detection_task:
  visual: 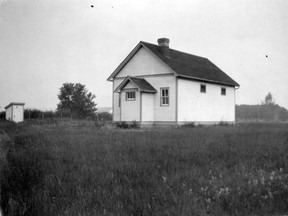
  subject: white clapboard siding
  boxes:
[177,78,235,122]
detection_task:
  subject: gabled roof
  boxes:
[108,41,239,87]
[114,76,157,93]
[141,42,239,87]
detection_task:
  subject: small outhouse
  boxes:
[5,102,25,123]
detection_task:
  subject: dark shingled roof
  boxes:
[129,77,157,92]
[115,76,157,93]
[141,41,239,87]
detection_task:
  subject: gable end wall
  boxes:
[116,47,174,77]
[112,46,176,122]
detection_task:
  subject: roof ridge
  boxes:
[109,40,239,87]
[140,41,208,60]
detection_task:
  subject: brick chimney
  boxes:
[157,38,170,58]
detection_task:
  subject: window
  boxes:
[221,87,226,96]
[160,88,169,106]
[126,91,136,101]
[200,84,206,93]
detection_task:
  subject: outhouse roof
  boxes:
[5,102,25,109]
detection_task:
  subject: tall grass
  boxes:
[0,122,288,215]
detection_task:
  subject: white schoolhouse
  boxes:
[107,38,239,125]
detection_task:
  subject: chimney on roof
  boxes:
[157,38,170,58]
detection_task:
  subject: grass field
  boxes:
[1,120,288,215]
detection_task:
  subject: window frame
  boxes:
[221,87,226,96]
[200,84,206,93]
[160,87,169,106]
[126,91,136,101]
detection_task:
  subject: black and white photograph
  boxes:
[0,0,288,215]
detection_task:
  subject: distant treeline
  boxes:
[236,104,288,121]
[0,109,112,121]
[1,105,287,122]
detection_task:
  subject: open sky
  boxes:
[0,0,287,111]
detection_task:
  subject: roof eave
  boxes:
[114,77,136,92]
[141,90,157,93]
[5,102,25,109]
[114,76,158,93]
[107,41,178,81]
[107,42,143,81]
[140,42,178,76]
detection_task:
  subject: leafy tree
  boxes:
[278,107,288,121]
[97,112,112,121]
[235,92,288,122]
[0,111,5,119]
[263,92,274,105]
[57,83,97,119]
